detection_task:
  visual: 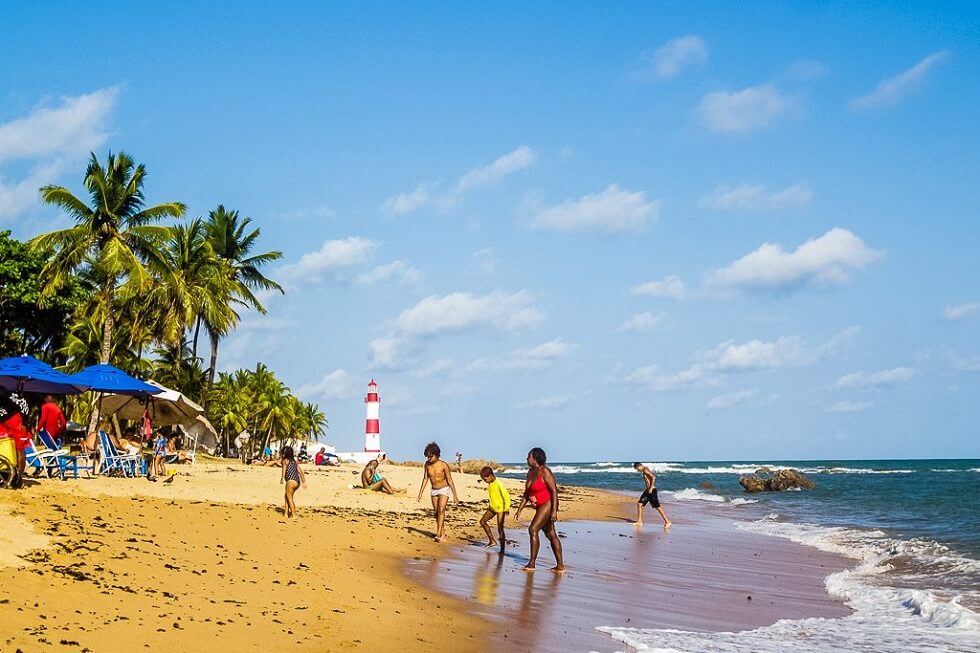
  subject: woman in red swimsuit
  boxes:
[515,447,564,573]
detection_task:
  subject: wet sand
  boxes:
[407,498,853,652]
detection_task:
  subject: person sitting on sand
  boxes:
[632,462,671,529]
[280,445,305,518]
[165,435,189,464]
[514,447,564,573]
[361,460,401,494]
[479,466,510,553]
[416,442,458,542]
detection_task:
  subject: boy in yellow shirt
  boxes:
[479,466,511,552]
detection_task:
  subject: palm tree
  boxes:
[147,218,237,350]
[300,401,328,441]
[30,151,186,365]
[203,206,283,395]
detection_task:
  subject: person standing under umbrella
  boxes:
[37,394,67,444]
[0,390,31,487]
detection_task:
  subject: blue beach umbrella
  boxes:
[66,364,163,396]
[0,355,91,395]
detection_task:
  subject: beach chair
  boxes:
[24,440,72,480]
[97,431,141,477]
[37,430,91,479]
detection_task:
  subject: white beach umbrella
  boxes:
[100,380,204,426]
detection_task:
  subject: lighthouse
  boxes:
[364,379,381,453]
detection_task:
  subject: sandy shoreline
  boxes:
[0,462,853,652]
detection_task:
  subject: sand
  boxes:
[0,462,852,652]
[0,461,617,652]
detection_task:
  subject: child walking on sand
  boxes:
[280,445,306,518]
[633,462,671,528]
[479,466,510,553]
[416,442,458,542]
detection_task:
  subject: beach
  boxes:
[0,460,859,652]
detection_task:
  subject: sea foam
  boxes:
[598,514,980,652]
[670,487,758,506]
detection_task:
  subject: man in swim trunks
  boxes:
[416,442,458,542]
[633,462,671,528]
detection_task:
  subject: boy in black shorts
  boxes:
[633,462,671,529]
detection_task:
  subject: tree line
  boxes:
[1,151,326,454]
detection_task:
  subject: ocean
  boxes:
[498,459,980,652]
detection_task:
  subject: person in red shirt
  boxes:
[0,390,30,487]
[37,394,67,442]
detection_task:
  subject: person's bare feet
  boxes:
[551,566,565,575]
[664,521,672,530]
[485,540,497,548]
[634,520,643,526]
[522,564,536,572]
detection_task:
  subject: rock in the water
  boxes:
[739,475,767,492]
[755,466,773,475]
[739,468,815,492]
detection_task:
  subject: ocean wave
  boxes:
[599,516,980,652]
[500,462,976,476]
[670,487,758,506]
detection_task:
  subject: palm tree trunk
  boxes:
[204,330,219,410]
[88,280,115,437]
[100,280,115,364]
[192,317,202,360]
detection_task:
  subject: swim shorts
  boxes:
[431,486,452,498]
[638,488,660,508]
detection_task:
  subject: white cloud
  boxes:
[618,311,666,333]
[707,227,883,292]
[706,389,757,410]
[356,260,424,286]
[944,302,980,321]
[630,275,685,299]
[0,86,120,164]
[951,354,980,373]
[468,338,575,373]
[700,336,809,371]
[828,400,872,413]
[0,87,120,221]
[456,146,536,192]
[625,328,856,393]
[369,336,413,370]
[699,183,813,211]
[296,369,352,401]
[652,35,708,79]
[383,146,535,215]
[851,51,948,110]
[698,84,792,133]
[529,184,661,233]
[625,364,717,392]
[396,290,543,336]
[837,367,913,388]
[279,237,377,281]
[0,160,64,221]
[521,395,570,410]
[471,247,498,275]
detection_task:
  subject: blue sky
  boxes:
[2,2,978,461]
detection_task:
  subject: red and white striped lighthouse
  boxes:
[363,379,381,453]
